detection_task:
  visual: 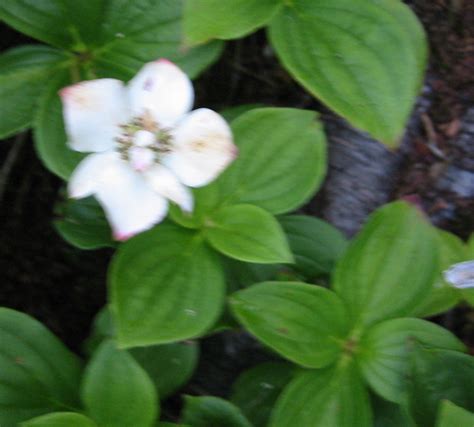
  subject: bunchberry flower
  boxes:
[60,59,237,240]
[443,260,474,289]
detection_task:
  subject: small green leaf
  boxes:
[130,342,199,399]
[412,230,465,317]
[271,363,372,427]
[436,401,474,427]
[230,282,350,368]
[357,318,465,403]
[230,362,294,427]
[406,345,474,427]
[182,396,252,427]
[333,201,438,327]
[184,0,282,44]
[279,215,348,279]
[53,196,114,250]
[92,0,223,80]
[0,1,104,49]
[34,71,85,179]
[22,413,97,427]
[110,224,225,347]
[269,0,427,145]
[217,108,327,214]
[206,204,293,264]
[0,308,82,426]
[0,45,69,139]
[81,340,157,427]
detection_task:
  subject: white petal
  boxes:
[127,59,194,128]
[60,79,129,153]
[86,155,168,240]
[129,146,155,172]
[144,166,193,212]
[165,108,237,187]
[68,151,118,199]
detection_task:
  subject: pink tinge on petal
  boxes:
[129,146,155,172]
[113,230,137,241]
[155,58,174,65]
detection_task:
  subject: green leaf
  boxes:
[230,362,294,427]
[279,215,348,279]
[406,346,474,427]
[34,71,85,179]
[130,342,199,399]
[53,196,114,250]
[372,396,416,427]
[217,108,327,214]
[230,282,350,368]
[333,201,438,327]
[184,0,282,44]
[0,45,69,139]
[436,401,474,427]
[224,257,282,291]
[268,0,428,145]
[0,308,82,426]
[22,412,97,427]
[81,340,157,427]
[0,1,104,50]
[271,363,372,427]
[182,396,252,427]
[206,204,293,264]
[357,318,465,403]
[110,224,225,347]
[92,0,223,80]
[412,230,465,317]
[220,104,265,123]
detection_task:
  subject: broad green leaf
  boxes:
[53,196,114,250]
[406,346,474,427]
[333,201,438,327]
[92,0,223,80]
[206,204,293,264]
[271,363,372,427]
[412,230,464,317]
[182,396,252,427]
[224,257,283,291]
[268,0,428,145]
[357,318,465,403]
[81,340,157,427]
[184,0,282,44]
[279,215,348,279]
[34,71,85,179]
[83,307,198,398]
[230,282,350,368]
[217,108,326,214]
[110,224,225,347]
[0,1,104,49]
[0,308,82,426]
[372,396,416,427]
[220,104,265,123]
[230,362,294,427]
[0,45,70,138]
[130,342,199,399]
[22,412,97,427]
[436,401,474,427]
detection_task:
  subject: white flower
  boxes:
[443,260,474,289]
[60,59,237,240]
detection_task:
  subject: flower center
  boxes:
[116,114,173,172]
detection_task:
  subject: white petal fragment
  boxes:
[443,260,474,289]
[87,156,168,240]
[145,166,193,213]
[60,79,129,153]
[68,151,119,199]
[166,108,237,187]
[127,59,194,128]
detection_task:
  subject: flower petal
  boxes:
[60,79,129,153]
[165,108,237,187]
[127,59,194,128]
[74,153,169,239]
[144,166,193,213]
[68,151,119,199]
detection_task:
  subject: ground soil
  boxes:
[0,0,473,415]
